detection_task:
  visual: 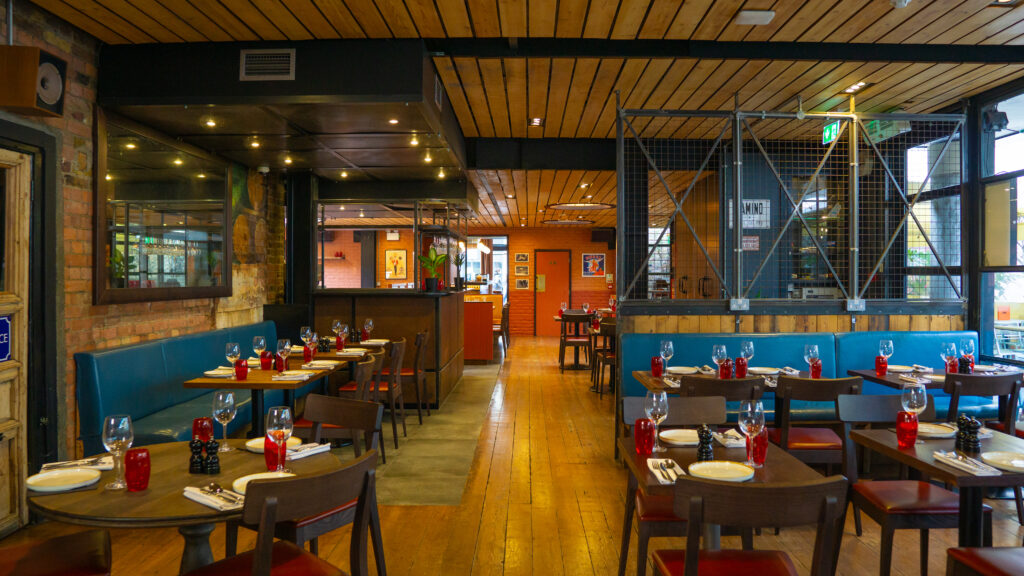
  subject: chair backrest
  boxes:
[944,372,1022,433]
[342,356,375,400]
[386,338,407,386]
[676,375,763,401]
[672,474,848,576]
[303,394,384,453]
[599,321,616,337]
[244,451,377,576]
[837,393,937,483]
[412,332,428,375]
[501,303,510,330]
[368,351,386,392]
[622,396,727,427]
[775,375,861,448]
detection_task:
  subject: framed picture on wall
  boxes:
[514,253,529,263]
[514,265,529,276]
[384,249,407,280]
[582,253,606,277]
[515,278,530,290]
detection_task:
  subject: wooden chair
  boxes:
[675,375,764,402]
[837,394,992,576]
[0,529,111,576]
[376,338,408,449]
[945,372,1024,524]
[594,321,617,399]
[651,474,848,576]
[770,375,861,472]
[493,303,509,352]
[558,312,592,372]
[381,332,430,424]
[619,396,726,576]
[233,395,386,575]
[947,547,1024,576]
[335,357,387,463]
[187,452,379,576]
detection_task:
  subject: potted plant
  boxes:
[109,249,136,288]
[418,245,448,292]
[452,250,466,291]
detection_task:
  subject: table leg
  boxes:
[618,474,637,576]
[283,389,294,411]
[958,486,985,547]
[178,523,215,574]
[248,390,265,438]
[703,524,721,550]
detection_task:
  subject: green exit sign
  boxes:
[822,121,840,145]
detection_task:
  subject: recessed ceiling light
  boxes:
[438,168,446,179]
[580,183,589,189]
[585,194,593,199]
[173,158,183,166]
[990,0,1017,5]
[204,119,217,128]
[410,135,419,146]
[284,157,293,165]
[546,201,616,210]
[105,174,111,181]
[359,210,365,217]
[124,143,136,150]
[735,9,775,25]
[424,153,433,163]
[506,193,515,199]
[341,171,348,178]
[388,118,399,125]
[250,140,260,148]
[538,208,544,212]
[197,173,206,179]
[530,117,544,127]
[520,223,525,227]
[843,81,869,94]
[339,206,345,211]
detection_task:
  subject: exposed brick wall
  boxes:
[322,230,361,288]
[470,227,616,335]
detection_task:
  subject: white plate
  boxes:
[659,429,699,446]
[925,374,945,382]
[665,366,698,375]
[245,436,302,453]
[917,423,957,438]
[887,365,915,373]
[748,367,780,375]
[981,451,1024,473]
[26,468,101,492]
[974,364,998,372]
[687,461,755,482]
[203,368,234,378]
[362,339,389,347]
[232,471,296,495]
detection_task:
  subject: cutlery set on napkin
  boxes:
[780,367,801,376]
[271,370,316,381]
[41,455,114,471]
[183,486,244,511]
[713,429,747,448]
[933,450,1002,476]
[287,443,332,460]
[302,360,340,370]
[698,365,716,375]
[647,458,685,484]
[899,374,932,385]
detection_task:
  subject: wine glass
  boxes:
[277,338,291,364]
[737,401,766,465]
[712,344,728,366]
[645,391,669,453]
[560,301,567,313]
[213,391,236,452]
[331,319,343,337]
[225,342,240,367]
[901,383,928,415]
[582,302,590,314]
[299,326,312,346]
[740,340,755,361]
[879,339,894,360]
[804,344,820,368]
[309,332,318,349]
[266,406,294,473]
[960,339,975,358]
[252,336,266,358]
[364,318,375,336]
[609,296,615,308]
[660,340,674,368]
[102,415,133,490]
[941,342,957,364]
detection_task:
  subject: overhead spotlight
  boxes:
[530,117,544,127]
[124,142,136,150]
[424,152,433,163]
[388,118,399,125]
[890,0,911,7]
[341,171,349,178]
[410,135,419,146]
[476,241,491,254]
[843,81,869,94]
[585,194,593,199]
[735,9,775,25]
[105,174,111,181]
[437,168,446,179]
[506,193,515,199]
[359,210,365,218]
[284,157,293,165]
[538,208,544,212]
[339,206,345,211]
[249,139,261,148]
[520,223,525,227]
[173,158,183,166]
[197,173,206,179]
[204,118,217,128]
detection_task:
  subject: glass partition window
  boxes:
[316,202,416,290]
[982,92,1024,177]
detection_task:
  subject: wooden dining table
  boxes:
[850,428,1024,547]
[615,433,824,576]
[28,441,344,574]
[848,367,1022,390]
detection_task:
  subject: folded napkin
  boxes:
[203,367,235,378]
[362,339,389,347]
[41,455,114,471]
[287,443,332,461]
[698,365,716,375]
[781,367,800,375]
[290,345,305,352]
[272,373,312,381]
[713,429,747,448]
[302,361,339,370]
[246,357,261,368]
[183,486,244,511]
[647,458,685,485]
[899,374,931,385]
[912,364,934,373]
[661,377,681,388]
[933,450,1002,476]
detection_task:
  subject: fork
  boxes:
[45,456,105,470]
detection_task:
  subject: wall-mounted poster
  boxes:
[583,253,606,277]
[514,265,529,276]
[515,278,530,290]
[384,249,407,280]
[514,253,529,263]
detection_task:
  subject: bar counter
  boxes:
[312,290,465,408]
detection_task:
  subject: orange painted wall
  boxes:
[376,229,415,288]
[470,227,616,335]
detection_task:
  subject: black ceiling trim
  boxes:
[467,138,616,170]
[427,38,1024,64]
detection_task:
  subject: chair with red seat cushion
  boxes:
[945,372,1024,525]
[559,312,592,372]
[379,332,429,424]
[594,321,617,399]
[651,474,847,576]
[231,395,386,570]
[315,357,386,463]
[189,451,380,576]
[772,375,861,471]
[376,338,408,449]
[0,529,111,576]
[947,546,1024,576]
[838,394,993,576]
[619,396,727,576]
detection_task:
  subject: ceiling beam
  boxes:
[427,39,1024,64]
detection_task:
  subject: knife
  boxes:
[659,461,677,482]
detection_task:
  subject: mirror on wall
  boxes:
[94,109,232,303]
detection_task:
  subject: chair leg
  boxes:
[309,537,319,556]
[741,528,754,550]
[919,529,928,576]
[879,525,895,576]
[378,429,387,464]
[398,392,407,437]
[371,502,387,576]
[617,506,633,576]
[636,521,651,576]
[984,509,993,547]
[414,379,424,425]
[225,520,239,557]
[853,505,863,537]
[1015,486,1024,525]
[389,395,400,449]
[422,376,431,416]
[559,340,565,372]
[598,362,605,400]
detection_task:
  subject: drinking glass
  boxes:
[901,383,928,415]
[364,318,375,335]
[660,340,674,368]
[582,302,590,314]
[609,296,615,309]
[941,342,957,365]
[712,344,728,367]
[252,336,266,357]
[740,340,754,361]
[960,339,976,370]
[738,401,766,467]
[266,407,294,473]
[560,302,567,317]
[804,344,820,367]
[213,391,236,452]
[124,448,150,492]
[644,391,668,453]
[879,339,894,359]
[102,415,133,491]
[592,310,603,330]
[276,339,291,372]
[225,342,240,366]
[634,418,655,456]
[331,319,343,337]
[299,326,312,346]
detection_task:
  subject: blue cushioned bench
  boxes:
[75,321,322,456]
[620,330,998,423]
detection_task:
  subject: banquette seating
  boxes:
[74,321,321,456]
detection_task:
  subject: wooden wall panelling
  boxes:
[527,0,557,37]
[590,59,651,139]
[637,0,683,39]
[558,58,600,137]
[27,0,128,43]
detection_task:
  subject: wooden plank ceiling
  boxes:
[31,0,1024,227]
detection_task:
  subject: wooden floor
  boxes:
[7,336,1024,575]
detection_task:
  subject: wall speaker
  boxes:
[0,46,67,117]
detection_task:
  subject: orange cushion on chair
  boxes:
[947,547,1024,576]
[380,368,415,377]
[337,381,358,392]
[636,492,684,523]
[185,541,344,576]
[987,422,1024,439]
[767,427,842,450]
[293,417,343,430]
[0,529,111,576]
[853,480,991,515]
[652,549,798,576]
[564,337,589,343]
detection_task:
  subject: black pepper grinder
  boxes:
[958,356,973,374]
[964,418,982,453]
[696,425,714,462]
[204,439,221,474]
[189,438,205,474]
[955,413,970,451]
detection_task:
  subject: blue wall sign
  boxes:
[0,317,11,362]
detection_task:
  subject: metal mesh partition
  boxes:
[618,104,964,307]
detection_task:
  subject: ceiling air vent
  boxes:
[239,49,295,81]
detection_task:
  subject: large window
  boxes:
[648,227,672,297]
[905,140,962,300]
